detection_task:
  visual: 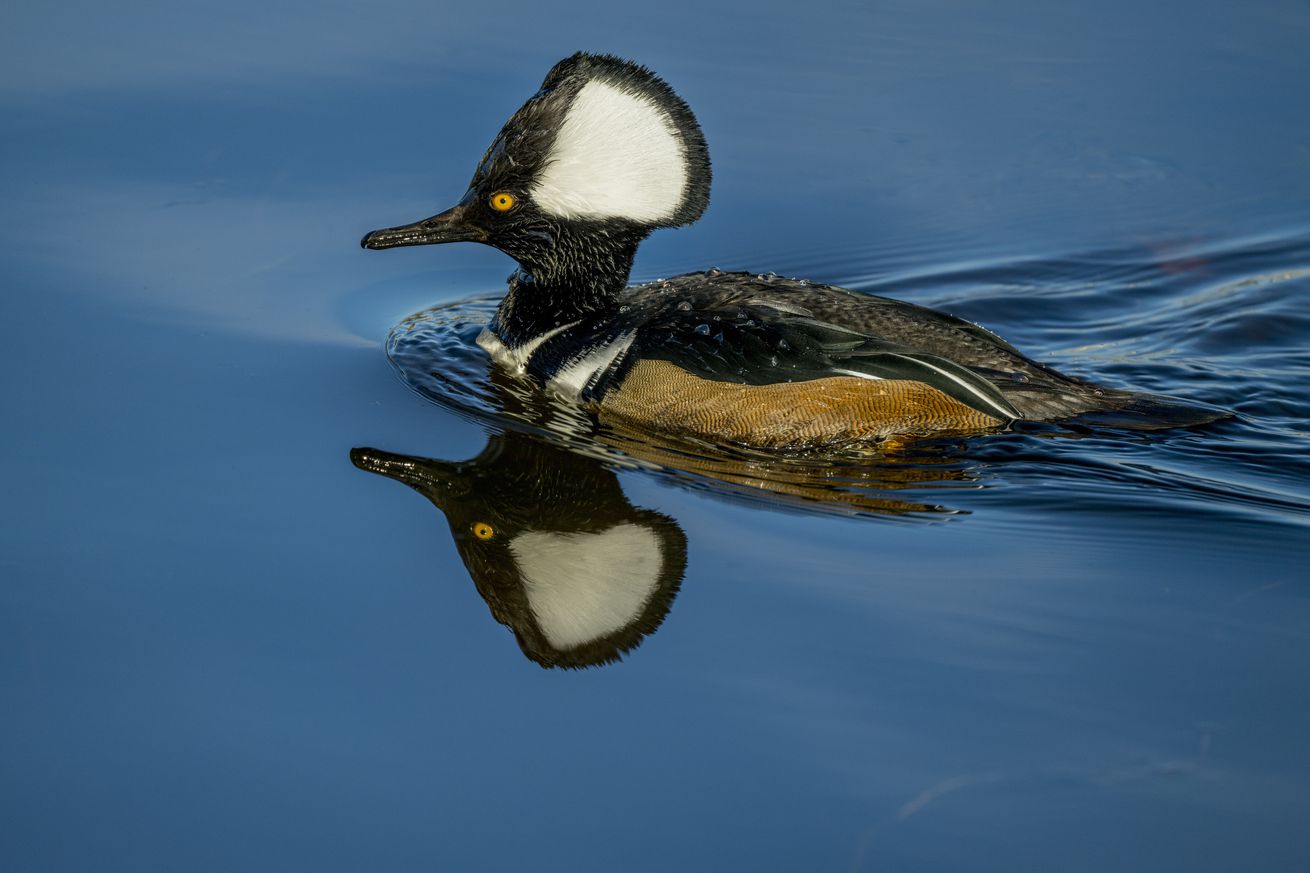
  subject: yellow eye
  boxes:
[471,521,495,540]
[489,192,516,212]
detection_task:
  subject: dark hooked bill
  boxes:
[360,203,487,249]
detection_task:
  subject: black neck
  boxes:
[490,222,647,348]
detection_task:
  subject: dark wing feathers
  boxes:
[624,302,1021,421]
[610,273,1229,429]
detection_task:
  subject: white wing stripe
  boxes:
[891,355,1017,419]
[833,362,1016,419]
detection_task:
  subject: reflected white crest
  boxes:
[509,523,663,649]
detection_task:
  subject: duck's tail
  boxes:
[1064,388,1233,431]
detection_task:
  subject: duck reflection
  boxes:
[351,433,686,669]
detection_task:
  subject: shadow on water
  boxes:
[350,416,1006,669]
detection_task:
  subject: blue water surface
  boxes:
[3,1,1309,870]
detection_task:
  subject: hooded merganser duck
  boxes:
[363,52,1225,450]
[351,435,686,669]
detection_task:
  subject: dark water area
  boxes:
[4,1,1310,870]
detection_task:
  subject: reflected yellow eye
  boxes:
[471,521,495,540]
[489,192,516,212]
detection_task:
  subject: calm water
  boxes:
[4,1,1310,870]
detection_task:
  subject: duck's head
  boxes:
[361,52,711,284]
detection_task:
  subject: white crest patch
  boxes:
[509,523,664,649]
[531,80,688,222]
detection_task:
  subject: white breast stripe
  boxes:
[531,81,687,222]
[509,523,663,649]
[547,333,635,401]
[477,321,581,374]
